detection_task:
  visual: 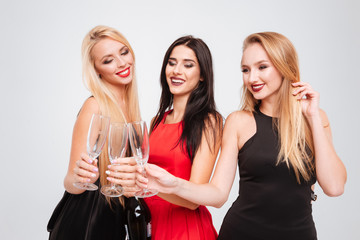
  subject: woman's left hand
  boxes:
[292,82,320,119]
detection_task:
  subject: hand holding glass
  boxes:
[73,113,110,191]
[128,121,158,198]
[101,122,128,197]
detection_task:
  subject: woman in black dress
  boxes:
[47,25,140,240]
[137,32,347,239]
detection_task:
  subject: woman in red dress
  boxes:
[145,36,223,239]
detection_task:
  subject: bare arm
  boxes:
[292,82,347,196]
[156,116,222,210]
[63,98,100,194]
[310,110,347,196]
[139,112,245,208]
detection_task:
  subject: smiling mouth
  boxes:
[117,67,130,78]
[171,77,185,85]
[252,84,264,92]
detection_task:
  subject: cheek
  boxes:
[242,74,249,84]
[165,66,171,77]
[189,69,201,81]
[125,54,134,65]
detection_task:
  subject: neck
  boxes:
[167,95,188,123]
[259,100,278,117]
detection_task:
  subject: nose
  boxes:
[116,56,126,68]
[248,70,258,83]
[173,64,181,75]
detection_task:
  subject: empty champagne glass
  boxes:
[73,113,110,191]
[101,122,128,197]
[128,120,158,198]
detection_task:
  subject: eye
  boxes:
[184,63,194,68]
[121,49,129,56]
[259,65,268,70]
[103,59,113,64]
[168,60,176,66]
[241,68,249,73]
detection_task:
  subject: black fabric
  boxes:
[47,180,126,240]
[218,107,317,240]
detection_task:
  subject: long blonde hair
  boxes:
[82,25,141,204]
[240,32,315,183]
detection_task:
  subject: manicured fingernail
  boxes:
[106,177,111,181]
[105,170,110,175]
[88,159,93,164]
[93,167,98,172]
[108,165,112,169]
[91,173,96,178]
[112,159,118,164]
[87,178,91,182]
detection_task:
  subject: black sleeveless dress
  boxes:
[47,179,126,240]
[218,108,317,240]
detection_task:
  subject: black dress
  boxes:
[218,108,317,240]
[47,180,126,240]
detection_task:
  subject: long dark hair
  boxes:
[150,35,222,162]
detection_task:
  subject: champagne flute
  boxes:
[101,122,128,197]
[73,113,110,191]
[128,121,158,198]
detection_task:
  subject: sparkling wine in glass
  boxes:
[101,122,128,197]
[73,113,110,191]
[128,121,158,198]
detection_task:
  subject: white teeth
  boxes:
[253,84,264,89]
[172,79,184,83]
[118,69,129,76]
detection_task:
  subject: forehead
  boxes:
[242,43,270,64]
[92,37,126,59]
[170,45,197,61]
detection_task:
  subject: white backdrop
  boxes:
[0,0,359,239]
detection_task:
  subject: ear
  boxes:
[199,77,204,82]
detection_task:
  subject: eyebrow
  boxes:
[241,59,269,67]
[169,57,196,63]
[100,46,128,61]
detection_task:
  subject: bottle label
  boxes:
[147,222,152,237]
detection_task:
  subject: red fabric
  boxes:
[145,111,218,240]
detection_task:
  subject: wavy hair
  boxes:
[240,32,315,183]
[151,35,222,161]
[82,25,141,205]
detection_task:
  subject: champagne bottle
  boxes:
[125,197,151,240]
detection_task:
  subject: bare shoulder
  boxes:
[74,97,100,129]
[206,112,224,129]
[225,110,254,128]
[225,110,256,149]
[80,97,100,116]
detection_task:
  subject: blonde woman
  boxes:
[48,25,140,240]
[137,32,347,239]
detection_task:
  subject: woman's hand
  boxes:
[136,164,179,195]
[292,82,320,119]
[73,153,99,184]
[106,157,138,197]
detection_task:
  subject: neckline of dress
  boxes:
[162,110,183,125]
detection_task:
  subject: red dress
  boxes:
[144,111,218,240]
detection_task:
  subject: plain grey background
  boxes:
[0,0,359,239]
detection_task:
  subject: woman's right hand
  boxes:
[72,153,99,185]
[106,157,138,197]
[136,163,179,194]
